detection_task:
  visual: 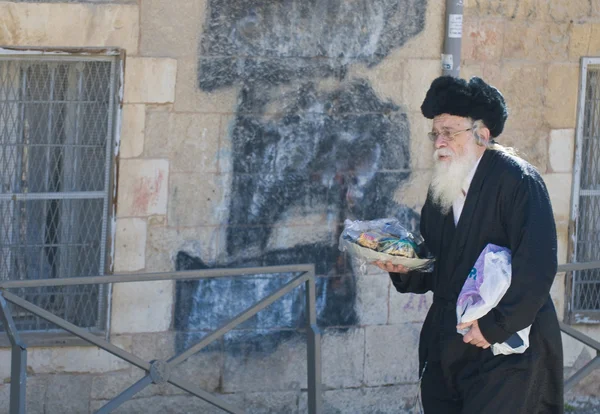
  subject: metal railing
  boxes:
[2,262,600,411]
[558,261,600,392]
[0,264,322,414]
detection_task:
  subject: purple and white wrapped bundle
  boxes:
[456,243,531,356]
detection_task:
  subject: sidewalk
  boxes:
[566,397,600,413]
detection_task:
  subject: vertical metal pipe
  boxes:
[442,0,464,77]
[0,293,27,414]
[305,267,322,414]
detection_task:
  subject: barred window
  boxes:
[570,58,600,322]
[0,52,119,335]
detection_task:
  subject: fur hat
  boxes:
[420,76,508,138]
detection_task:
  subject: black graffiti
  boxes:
[198,0,427,90]
[175,0,427,350]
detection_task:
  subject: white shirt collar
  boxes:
[453,154,484,226]
[462,154,483,195]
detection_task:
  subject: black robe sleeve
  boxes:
[390,269,433,294]
[389,200,435,294]
[478,170,558,344]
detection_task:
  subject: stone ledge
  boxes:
[0,3,139,52]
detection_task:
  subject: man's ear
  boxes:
[474,126,491,146]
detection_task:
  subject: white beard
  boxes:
[430,143,480,214]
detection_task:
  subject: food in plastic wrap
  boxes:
[378,237,418,258]
[357,231,382,250]
[338,218,434,270]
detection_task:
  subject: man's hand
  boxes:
[373,260,410,274]
[457,319,491,349]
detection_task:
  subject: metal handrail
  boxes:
[2,261,600,411]
[557,261,600,393]
[557,261,600,273]
[0,264,322,414]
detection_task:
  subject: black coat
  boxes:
[391,149,563,413]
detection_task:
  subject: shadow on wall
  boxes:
[174,0,427,353]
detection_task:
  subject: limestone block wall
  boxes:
[0,0,597,412]
[462,0,600,402]
[0,1,441,412]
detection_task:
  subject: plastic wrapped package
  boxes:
[456,243,531,356]
[338,218,434,271]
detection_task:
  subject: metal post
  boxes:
[0,293,27,414]
[9,347,27,414]
[305,266,322,414]
[442,0,464,77]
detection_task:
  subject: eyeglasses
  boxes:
[427,128,472,142]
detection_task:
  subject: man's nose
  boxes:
[434,136,447,149]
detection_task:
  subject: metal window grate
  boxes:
[0,55,118,332]
[572,60,600,315]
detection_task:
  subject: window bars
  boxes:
[0,53,119,332]
[570,58,600,320]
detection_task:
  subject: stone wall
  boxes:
[0,0,598,412]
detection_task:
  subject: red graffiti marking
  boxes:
[132,170,165,215]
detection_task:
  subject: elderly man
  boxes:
[376,76,563,413]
